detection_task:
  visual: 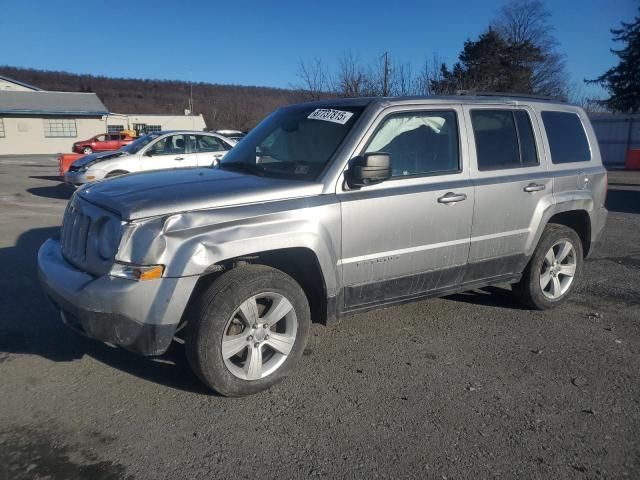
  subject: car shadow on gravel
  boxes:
[445,285,523,309]
[0,227,210,395]
[27,184,74,200]
[606,187,640,214]
[29,175,64,182]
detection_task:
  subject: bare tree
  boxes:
[567,82,610,113]
[334,51,369,97]
[492,0,568,98]
[393,62,414,96]
[414,53,447,95]
[295,58,330,99]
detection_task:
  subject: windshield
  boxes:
[220,105,364,180]
[122,133,161,154]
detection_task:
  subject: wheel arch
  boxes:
[546,210,591,257]
[184,247,329,326]
[529,201,593,259]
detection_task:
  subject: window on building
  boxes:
[43,118,77,138]
[107,124,124,133]
[471,109,539,171]
[541,111,591,163]
[145,125,162,133]
[133,123,147,136]
[0,118,5,138]
[365,110,460,177]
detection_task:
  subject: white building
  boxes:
[0,76,206,155]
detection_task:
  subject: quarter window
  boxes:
[471,109,539,170]
[541,111,591,163]
[365,111,460,177]
[148,135,186,155]
[43,118,77,138]
[194,135,225,152]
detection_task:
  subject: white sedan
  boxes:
[65,131,236,186]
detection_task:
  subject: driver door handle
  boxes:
[437,192,467,204]
[174,156,185,161]
[523,182,545,192]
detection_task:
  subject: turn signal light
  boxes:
[110,263,164,281]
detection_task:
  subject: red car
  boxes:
[72,133,134,154]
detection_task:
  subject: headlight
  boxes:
[94,217,120,260]
[110,263,164,281]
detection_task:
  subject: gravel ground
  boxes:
[1,156,638,479]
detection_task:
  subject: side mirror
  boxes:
[347,153,391,188]
[144,150,153,157]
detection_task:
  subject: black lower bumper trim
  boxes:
[48,295,176,356]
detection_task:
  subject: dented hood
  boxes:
[78,167,323,220]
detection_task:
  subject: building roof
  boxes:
[0,75,43,91]
[0,90,109,116]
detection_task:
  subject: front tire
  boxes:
[513,224,583,310]
[186,265,310,396]
[82,147,93,154]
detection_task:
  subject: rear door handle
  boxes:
[174,157,185,161]
[523,182,545,192]
[437,192,467,204]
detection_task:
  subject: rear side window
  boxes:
[541,111,591,163]
[471,109,539,171]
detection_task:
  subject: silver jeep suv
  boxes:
[38,95,608,396]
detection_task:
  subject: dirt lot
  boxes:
[1,156,639,479]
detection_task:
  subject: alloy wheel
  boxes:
[221,292,298,380]
[539,240,577,300]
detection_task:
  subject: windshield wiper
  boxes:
[220,162,264,176]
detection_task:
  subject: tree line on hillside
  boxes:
[0,65,307,130]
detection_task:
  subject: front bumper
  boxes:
[64,169,105,186]
[37,239,198,355]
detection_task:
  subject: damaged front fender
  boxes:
[116,196,342,296]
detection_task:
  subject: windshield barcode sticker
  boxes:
[307,108,354,124]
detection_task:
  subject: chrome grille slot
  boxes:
[61,201,91,268]
[60,195,120,276]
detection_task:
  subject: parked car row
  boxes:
[73,132,135,154]
[63,131,236,186]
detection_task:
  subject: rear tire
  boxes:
[186,265,310,396]
[513,224,583,310]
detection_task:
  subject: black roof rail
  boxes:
[454,90,566,102]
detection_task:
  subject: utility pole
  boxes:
[382,52,390,96]
[189,82,194,114]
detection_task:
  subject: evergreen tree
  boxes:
[588,7,640,113]
[432,29,543,94]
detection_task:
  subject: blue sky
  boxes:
[0,0,636,98]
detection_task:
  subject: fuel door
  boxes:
[577,171,589,190]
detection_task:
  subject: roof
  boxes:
[0,75,43,91]
[0,90,109,116]
[294,94,572,110]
